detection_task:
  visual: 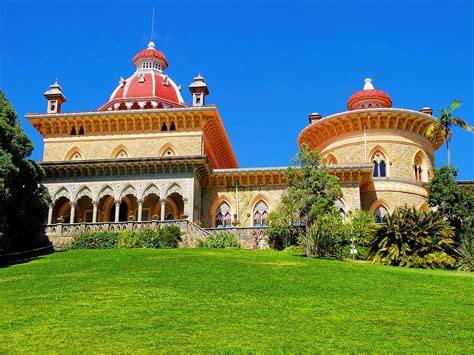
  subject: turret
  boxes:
[44,80,67,113]
[189,73,209,107]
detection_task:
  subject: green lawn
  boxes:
[1,249,472,352]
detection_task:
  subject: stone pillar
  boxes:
[92,201,98,223]
[183,198,189,220]
[160,198,166,221]
[47,203,54,225]
[114,200,121,222]
[137,199,143,222]
[70,202,76,224]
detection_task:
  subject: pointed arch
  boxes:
[53,187,71,202]
[97,185,116,201]
[326,153,338,165]
[159,143,177,157]
[74,186,93,203]
[252,197,270,227]
[334,198,347,221]
[210,195,233,228]
[111,144,130,159]
[166,183,183,197]
[142,183,161,200]
[120,184,137,199]
[413,150,428,182]
[65,146,84,160]
[369,200,391,224]
[369,145,389,177]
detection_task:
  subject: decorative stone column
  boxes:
[47,203,54,225]
[92,201,98,223]
[137,199,143,222]
[183,198,189,220]
[160,198,166,221]
[114,200,121,222]
[70,202,76,224]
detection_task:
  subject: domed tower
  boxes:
[98,41,185,111]
[298,78,443,216]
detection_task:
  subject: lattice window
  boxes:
[372,152,387,177]
[216,202,231,228]
[253,200,269,227]
[374,205,389,224]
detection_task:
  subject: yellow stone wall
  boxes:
[361,180,428,213]
[322,130,435,181]
[201,186,286,227]
[43,132,203,161]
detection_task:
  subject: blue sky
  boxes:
[1,0,473,179]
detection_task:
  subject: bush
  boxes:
[455,236,474,272]
[298,212,343,258]
[69,231,119,249]
[157,226,182,248]
[368,206,456,269]
[69,226,182,250]
[341,209,376,260]
[199,231,240,248]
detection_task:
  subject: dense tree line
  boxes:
[0,91,50,253]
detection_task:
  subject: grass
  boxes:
[1,249,473,352]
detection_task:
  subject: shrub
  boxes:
[69,231,119,249]
[368,206,456,269]
[455,236,474,272]
[199,231,240,248]
[69,226,182,250]
[267,208,299,251]
[298,212,343,258]
[157,226,182,248]
[341,209,376,260]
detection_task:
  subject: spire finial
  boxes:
[363,77,374,90]
[151,7,155,42]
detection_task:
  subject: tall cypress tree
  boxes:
[0,91,50,253]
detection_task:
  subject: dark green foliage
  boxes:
[267,204,299,250]
[69,226,182,249]
[341,209,376,260]
[0,91,50,253]
[428,166,474,245]
[455,236,474,272]
[368,206,456,269]
[301,212,343,258]
[198,231,240,248]
[269,143,342,256]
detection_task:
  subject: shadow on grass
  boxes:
[0,245,54,268]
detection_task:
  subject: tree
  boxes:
[279,143,342,256]
[428,166,474,245]
[368,206,455,269]
[426,100,472,167]
[0,91,50,253]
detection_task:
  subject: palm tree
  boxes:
[426,100,472,167]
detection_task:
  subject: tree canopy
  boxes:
[0,91,50,253]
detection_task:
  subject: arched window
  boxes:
[70,127,77,135]
[215,202,231,228]
[170,122,176,131]
[374,205,389,224]
[253,200,269,227]
[166,212,174,220]
[334,199,346,221]
[161,123,168,131]
[413,152,425,182]
[78,126,85,135]
[372,151,387,177]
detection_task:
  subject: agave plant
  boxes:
[455,236,474,272]
[368,206,456,269]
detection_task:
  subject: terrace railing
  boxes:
[204,226,269,249]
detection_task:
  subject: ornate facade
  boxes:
[26,41,442,243]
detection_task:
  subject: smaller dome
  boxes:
[132,41,168,70]
[347,78,392,110]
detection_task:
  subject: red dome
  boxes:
[97,41,186,111]
[132,48,168,69]
[347,79,392,110]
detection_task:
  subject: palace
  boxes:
[26,40,443,247]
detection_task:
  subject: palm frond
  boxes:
[447,99,462,115]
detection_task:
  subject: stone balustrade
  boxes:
[205,226,269,249]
